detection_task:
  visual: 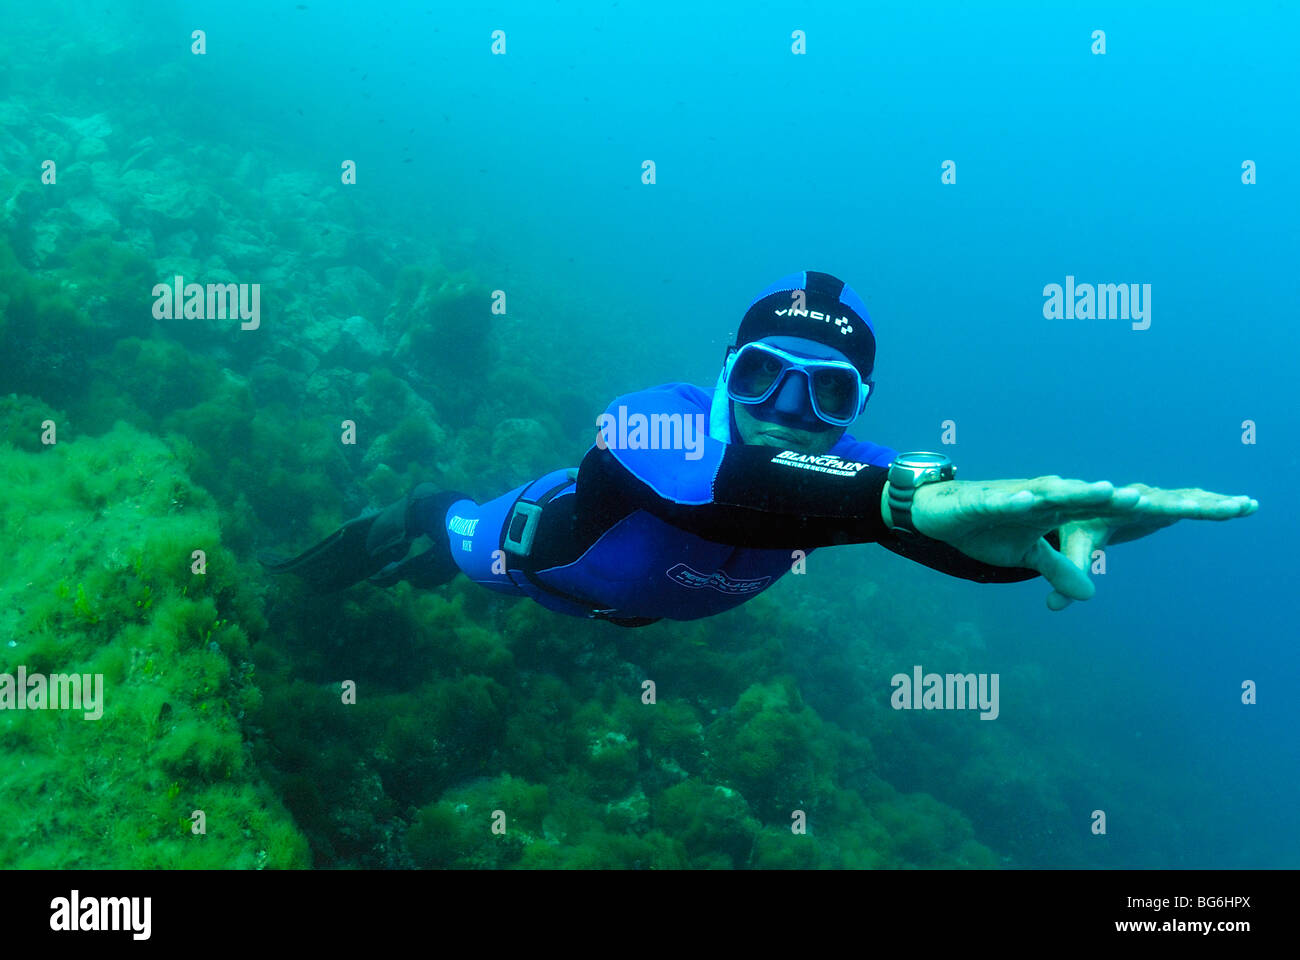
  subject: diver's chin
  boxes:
[757,431,805,450]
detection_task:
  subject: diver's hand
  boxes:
[901,476,1258,609]
[1044,482,1259,609]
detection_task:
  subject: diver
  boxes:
[264,271,1258,625]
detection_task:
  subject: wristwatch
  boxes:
[887,452,955,537]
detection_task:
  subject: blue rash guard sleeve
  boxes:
[576,384,1058,583]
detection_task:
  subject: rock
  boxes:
[360,417,448,473]
[57,161,96,196]
[75,137,109,161]
[340,314,386,360]
[0,100,33,130]
[61,112,113,139]
[162,228,200,257]
[153,256,203,284]
[320,264,385,320]
[489,418,554,487]
[210,231,266,270]
[65,196,119,233]
[301,316,342,356]
[305,370,343,409]
[30,218,62,264]
[138,181,202,224]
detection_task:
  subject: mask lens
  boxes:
[730,347,786,401]
[811,367,859,421]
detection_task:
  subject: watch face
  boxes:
[898,452,950,469]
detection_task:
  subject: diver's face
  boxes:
[726,336,860,454]
[732,397,845,454]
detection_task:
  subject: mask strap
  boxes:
[709,357,734,444]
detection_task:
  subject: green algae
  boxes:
[0,239,93,402]
[0,422,308,868]
[0,197,1139,870]
[0,243,1026,871]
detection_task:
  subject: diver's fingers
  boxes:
[1046,589,1075,611]
[986,480,1141,529]
[1061,521,1104,573]
[1130,488,1259,521]
[1024,537,1095,603]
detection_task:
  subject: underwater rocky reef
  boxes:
[0,72,1186,870]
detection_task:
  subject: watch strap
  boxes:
[887,454,954,537]
[888,481,920,536]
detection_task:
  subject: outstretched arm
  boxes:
[892,475,1258,609]
[579,385,1068,582]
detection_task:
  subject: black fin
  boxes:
[260,512,404,593]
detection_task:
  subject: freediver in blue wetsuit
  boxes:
[264,271,1258,622]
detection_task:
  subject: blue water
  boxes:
[6,0,1295,867]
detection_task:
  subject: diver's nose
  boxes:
[770,371,810,415]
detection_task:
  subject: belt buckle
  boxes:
[504,501,543,557]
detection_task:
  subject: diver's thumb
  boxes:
[1025,537,1094,604]
[1046,590,1074,611]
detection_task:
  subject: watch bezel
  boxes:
[890,452,955,487]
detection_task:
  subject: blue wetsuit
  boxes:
[420,383,1051,626]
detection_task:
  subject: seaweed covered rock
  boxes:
[652,781,761,868]
[704,678,837,822]
[58,237,155,339]
[608,694,706,786]
[487,417,556,490]
[0,422,307,868]
[90,336,224,429]
[390,266,497,422]
[0,238,93,403]
[0,394,64,452]
[407,773,548,868]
